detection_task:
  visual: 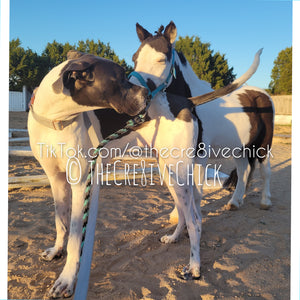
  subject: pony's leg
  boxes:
[159,157,187,243]
[159,158,202,279]
[169,158,206,224]
[161,201,185,243]
[193,158,207,218]
[259,157,272,209]
[181,192,202,279]
[41,172,71,261]
[227,157,251,210]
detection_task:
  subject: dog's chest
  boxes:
[90,109,133,139]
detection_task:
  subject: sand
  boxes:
[8,112,291,299]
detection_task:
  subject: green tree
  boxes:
[42,39,132,75]
[75,39,132,75]
[42,40,74,70]
[175,36,236,89]
[269,47,292,95]
[9,39,48,91]
[10,39,133,91]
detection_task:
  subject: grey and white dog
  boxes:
[28,51,147,298]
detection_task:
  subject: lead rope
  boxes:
[76,96,152,297]
[79,108,149,259]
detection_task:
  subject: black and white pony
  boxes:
[130,22,274,222]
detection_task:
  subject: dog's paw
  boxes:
[40,247,63,261]
[177,265,201,280]
[48,272,76,298]
[160,234,178,244]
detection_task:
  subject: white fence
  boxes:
[272,95,292,115]
[272,95,292,125]
[9,86,31,111]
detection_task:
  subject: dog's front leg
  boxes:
[41,172,71,261]
[48,180,85,298]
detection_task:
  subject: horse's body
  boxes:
[131,22,274,215]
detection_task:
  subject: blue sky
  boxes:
[9,0,292,89]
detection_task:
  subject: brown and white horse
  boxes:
[130,21,274,218]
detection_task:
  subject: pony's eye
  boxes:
[157,58,166,63]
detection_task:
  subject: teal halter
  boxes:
[128,48,176,99]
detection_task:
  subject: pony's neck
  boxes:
[166,51,214,97]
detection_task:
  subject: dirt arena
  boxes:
[8,112,291,299]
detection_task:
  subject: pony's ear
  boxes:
[136,23,152,42]
[164,21,177,44]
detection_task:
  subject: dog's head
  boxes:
[52,51,148,116]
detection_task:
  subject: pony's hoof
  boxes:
[177,265,201,280]
[260,203,272,210]
[226,203,239,211]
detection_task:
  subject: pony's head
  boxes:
[131,21,177,91]
[131,22,263,106]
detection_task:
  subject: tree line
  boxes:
[9,38,132,92]
[9,37,291,95]
[268,46,292,95]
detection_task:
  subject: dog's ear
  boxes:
[67,50,85,60]
[62,61,95,93]
[164,21,177,44]
[52,55,96,94]
[136,23,152,42]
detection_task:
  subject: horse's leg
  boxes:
[169,156,206,224]
[259,157,272,209]
[227,157,251,210]
[192,158,206,218]
[159,157,202,279]
[159,156,187,242]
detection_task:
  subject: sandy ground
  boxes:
[8,112,291,299]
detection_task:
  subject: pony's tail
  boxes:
[223,157,256,191]
[223,168,238,191]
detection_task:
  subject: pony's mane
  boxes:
[154,25,164,36]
